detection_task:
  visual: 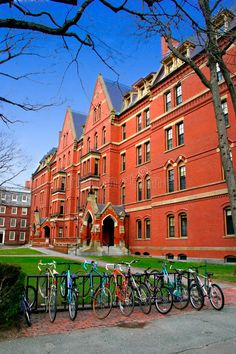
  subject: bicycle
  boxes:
[189,264,224,311]
[106,263,135,317]
[82,260,112,319]
[38,260,58,322]
[155,260,189,310]
[143,268,173,314]
[121,260,152,315]
[58,262,80,321]
[19,287,36,327]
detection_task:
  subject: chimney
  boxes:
[161,36,180,57]
[25,180,31,189]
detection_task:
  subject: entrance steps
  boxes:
[69,245,126,256]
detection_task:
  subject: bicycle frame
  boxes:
[83,260,108,298]
[38,260,58,297]
[106,263,128,301]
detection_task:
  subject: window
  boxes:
[177,122,184,145]
[9,231,15,240]
[94,159,99,176]
[137,178,142,201]
[121,184,125,205]
[87,137,91,153]
[102,186,105,204]
[136,220,142,239]
[216,63,223,81]
[19,232,26,241]
[12,194,17,201]
[61,177,66,191]
[167,60,174,73]
[121,153,126,172]
[167,167,174,193]
[102,156,106,175]
[225,208,234,235]
[166,128,173,150]
[165,91,171,112]
[0,217,5,226]
[180,213,187,237]
[145,219,150,239]
[179,165,186,190]
[10,218,17,227]
[94,133,98,150]
[137,145,142,165]
[145,176,151,200]
[93,107,97,123]
[22,208,27,216]
[102,127,106,145]
[12,207,17,214]
[145,141,150,162]
[175,84,182,105]
[121,123,126,140]
[221,100,229,126]
[145,109,150,127]
[97,104,101,120]
[22,195,27,202]
[1,192,6,200]
[59,227,63,238]
[21,219,27,228]
[168,215,175,238]
[60,202,64,215]
[0,206,6,214]
[137,114,142,132]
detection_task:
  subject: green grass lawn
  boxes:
[0,248,42,255]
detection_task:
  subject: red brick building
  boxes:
[30,10,236,261]
[0,185,31,245]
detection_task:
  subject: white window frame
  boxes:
[0,206,6,214]
[22,208,28,215]
[10,218,17,227]
[22,195,27,202]
[12,207,18,215]
[9,231,16,240]
[12,194,17,201]
[0,217,5,227]
[19,232,26,241]
[20,219,27,228]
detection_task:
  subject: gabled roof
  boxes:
[103,78,130,113]
[39,147,57,163]
[71,110,87,140]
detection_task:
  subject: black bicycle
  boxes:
[19,286,36,327]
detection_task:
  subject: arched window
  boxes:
[145,176,151,199]
[179,213,187,237]
[137,178,142,201]
[224,207,234,235]
[102,127,106,145]
[94,133,98,150]
[98,104,101,120]
[178,254,187,260]
[167,166,174,192]
[121,184,125,205]
[166,253,174,259]
[179,163,186,190]
[136,219,142,239]
[87,137,91,153]
[145,218,150,239]
[168,214,175,238]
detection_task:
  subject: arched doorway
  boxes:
[86,214,92,246]
[102,216,114,246]
[44,226,50,244]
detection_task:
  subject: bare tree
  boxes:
[0,131,29,186]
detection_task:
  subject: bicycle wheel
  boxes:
[149,270,162,293]
[154,285,173,314]
[136,283,152,315]
[49,286,57,322]
[60,271,67,298]
[23,301,32,327]
[173,284,189,310]
[26,285,37,310]
[68,288,78,321]
[189,284,204,311]
[118,285,134,317]
[93,287,112,320]
[38,274,48,299]
[209,283,224,310]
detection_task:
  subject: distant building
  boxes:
[0,185,31,245]
[30,9,236,262]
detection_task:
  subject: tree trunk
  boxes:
[209,61,236,236]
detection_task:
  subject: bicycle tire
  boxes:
[23,301,31,327]
[26,285,37,310]
[93,287,112,320]
[172,283,189,310]
[154,285,173,314]
[108,276,116,298]
[189,283,204,311]
[118,285,134,317]
[49,286,57,322]
[60,271,67,298]
[136,283,152,315]
[38,274,48,299]
[68,288,78,321]
[148,270,162,293]
[209,283,224,311]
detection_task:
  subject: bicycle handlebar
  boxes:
[120,260,139,267]
[83,260,97,270]
[105,263,123,271]
[38,260,56,272]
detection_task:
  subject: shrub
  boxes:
[0,263,25,328]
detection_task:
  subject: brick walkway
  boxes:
[19,285,236,338]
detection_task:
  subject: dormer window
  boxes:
[167,60,174,74]
[213,9,234,34]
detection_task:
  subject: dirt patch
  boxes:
[115,320,147,329]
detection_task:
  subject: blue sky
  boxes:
[1,0,234,187]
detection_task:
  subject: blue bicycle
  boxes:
[59,262,80,321]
